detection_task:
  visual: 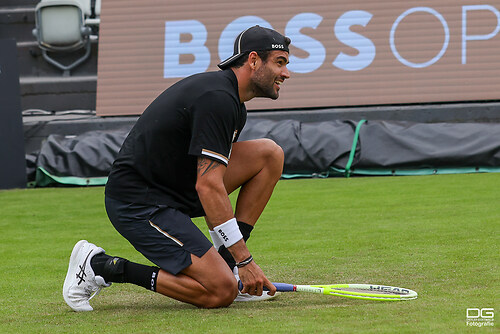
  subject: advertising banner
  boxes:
[96,0,500,116]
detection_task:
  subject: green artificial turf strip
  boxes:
[0,173,498,333]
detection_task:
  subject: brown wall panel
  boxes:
[96,0,500,116]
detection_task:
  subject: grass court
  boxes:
[0,173,498,333]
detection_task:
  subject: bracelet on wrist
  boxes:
[236,255,253,268]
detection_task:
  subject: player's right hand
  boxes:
[237,261,276,296]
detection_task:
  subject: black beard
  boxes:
[254,83,279,100]
[252,67,279,100]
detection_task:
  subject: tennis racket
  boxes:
[238,282,418,301]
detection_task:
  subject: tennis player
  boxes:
[63,25,291,311]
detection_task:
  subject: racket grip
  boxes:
[238,281,295,292]
[238,280,272,291]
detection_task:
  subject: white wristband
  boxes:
[209,230,223,250]
[215,218,243,248]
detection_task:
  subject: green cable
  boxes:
[344,119,366,177]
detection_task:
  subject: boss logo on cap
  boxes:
[272,44,285,49]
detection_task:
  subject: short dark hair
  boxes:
[231,50,272,69]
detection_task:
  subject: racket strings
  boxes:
[332,287,410,295]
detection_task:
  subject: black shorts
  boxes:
[105,196,213,275]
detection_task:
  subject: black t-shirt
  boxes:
[105,69,247,217]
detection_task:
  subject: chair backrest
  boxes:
[71,0,101,17]
[34,0,86,51]
[94,0,101,16]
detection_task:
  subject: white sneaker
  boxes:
[63,240,111,311]
[233,267,279,302]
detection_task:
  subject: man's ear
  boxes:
[248,51,259,70]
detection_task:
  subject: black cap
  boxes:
[218,25,291,70]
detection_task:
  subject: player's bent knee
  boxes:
[260,139,284,165]
[262,139,284,176]
[218,277,238,306]
[202,279,238,308]
[214,289,238,308]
